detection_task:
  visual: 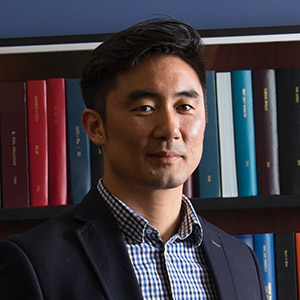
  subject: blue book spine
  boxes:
[66,79,91,204]
[235,234,254,250]
[254,233,276,300]
[197,70,221,198]
[231,70,257,196]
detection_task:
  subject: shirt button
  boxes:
[146,228,152,235]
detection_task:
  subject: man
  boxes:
[0,19,266,299]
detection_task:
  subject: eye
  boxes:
[135,105,154,112]
[177,104,194,112]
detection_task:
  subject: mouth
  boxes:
[147,151,183,164]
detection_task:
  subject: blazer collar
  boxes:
[73,185,143,300]
[200,217,238,300]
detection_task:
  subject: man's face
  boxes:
[101,55,206,192]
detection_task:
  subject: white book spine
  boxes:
[216,72,238,197]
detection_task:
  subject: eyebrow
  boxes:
[126,89,200,101]
[127,90,158,101]
[176,90,200,98]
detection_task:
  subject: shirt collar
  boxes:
[97,179,203,246]
[177,195,203,246]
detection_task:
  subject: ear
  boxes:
[81,109,106,146]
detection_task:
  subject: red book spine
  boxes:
[27,80,48,206]
[46,78,67,205]
[0,82,30,208]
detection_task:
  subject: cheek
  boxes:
[107,118,147,149]
[183,117,205,164]
[184,117,205,143]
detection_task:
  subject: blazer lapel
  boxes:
[200,218,238,300]
[73,186,143,300]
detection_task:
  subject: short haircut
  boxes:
[80,18,206,122]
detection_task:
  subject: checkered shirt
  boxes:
[97,180,217,299]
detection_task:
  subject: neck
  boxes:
[103,178,183,242]
[131,188,183,242]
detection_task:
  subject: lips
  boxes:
[147,151,182,164]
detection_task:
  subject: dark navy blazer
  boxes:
[0,185,266,299]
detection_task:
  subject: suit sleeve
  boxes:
[0,239,44,300]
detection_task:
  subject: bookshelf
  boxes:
[1,29,300,238]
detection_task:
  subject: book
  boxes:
[274,232,298,300]
[0,143,1,206]
[27,80,48,207]
[295,233,300,300]
[90,141,104,185]
[46,78,67,206]
[183,175,193,198]
[254,233,276,300]
[66,78,91,204]
[235,234,254,250]
[276,68,300,195]
[195,70,221,198]
[191,168,200,198]
[231,70,257,197]
[252,69,280,195]
[0,82,30,208]
[215,72,238,198]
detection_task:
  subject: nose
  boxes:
[153,108,181,142]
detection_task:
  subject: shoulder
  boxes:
[198,214,258,263]
[198,215,264,287]
[1,208,77,256]
[2,185,105,249]
[198,216,266,299]
[0,185,118,258]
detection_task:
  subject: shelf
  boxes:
[0,205,74,221]
[2,25,300,54]
[3,34,300,55]
[0,194,300,222]
[191,195,300,235]
[191,194,300,211]
[2,34,300,83]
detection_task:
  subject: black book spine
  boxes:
[276,68,300,195]
[274,232,298,300]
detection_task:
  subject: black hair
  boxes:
[80,18,206,121]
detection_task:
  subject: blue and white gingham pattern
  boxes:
[97,179,217,299]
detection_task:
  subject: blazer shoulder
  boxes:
[198,214,254,254]
[0,239,44,300]
[4,185,102,248]
[198,215,267,300]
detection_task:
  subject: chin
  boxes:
[144,175,186,190]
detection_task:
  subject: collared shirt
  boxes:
[97,179,217,299]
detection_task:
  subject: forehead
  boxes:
[114,55,203,93]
